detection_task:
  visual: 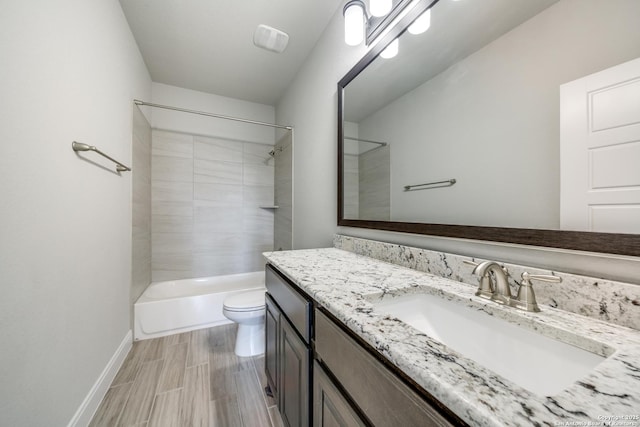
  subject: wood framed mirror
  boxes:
[338,0,640,257]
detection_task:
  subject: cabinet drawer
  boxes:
[266,264,312,344]
[315,309,458,427]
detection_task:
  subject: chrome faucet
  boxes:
[471,261,512,304]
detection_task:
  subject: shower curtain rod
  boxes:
[134,99,293,131]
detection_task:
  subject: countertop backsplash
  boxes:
[334,234,640,330]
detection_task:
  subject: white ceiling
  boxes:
[119,0,344,106]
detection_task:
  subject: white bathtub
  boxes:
[134,271,265,340]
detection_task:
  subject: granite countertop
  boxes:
[263,248,640,427]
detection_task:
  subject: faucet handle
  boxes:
[510,272,561,312]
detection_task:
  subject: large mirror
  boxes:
[338,0,640,256]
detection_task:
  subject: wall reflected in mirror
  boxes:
[342,0,640,234]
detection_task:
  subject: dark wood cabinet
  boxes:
[265,294,280,404]
[313,361,366,427]
[266,263,462,427]
[315,309,457,427]
[265,264,311,427]
[280,316,310,427]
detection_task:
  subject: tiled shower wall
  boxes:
[151,129,275,281]
[131,106,152,322]
[343,154,359,219]
[343,146,390,221]
[274,132,293,251]
[359,145,390,220]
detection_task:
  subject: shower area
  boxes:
[342,134,390,221]
[131,98,293,339]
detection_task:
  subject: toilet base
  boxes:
[235,323,265,357]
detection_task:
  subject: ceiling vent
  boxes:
[253,24,289,53]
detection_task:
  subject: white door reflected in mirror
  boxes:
[560,57,640,234]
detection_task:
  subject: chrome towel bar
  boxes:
[343,136,387,147]
[72,141,131,172]
[404,179,456,191]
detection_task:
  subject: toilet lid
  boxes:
[224,289,266,311]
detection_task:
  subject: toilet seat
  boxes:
[223,289,266,312]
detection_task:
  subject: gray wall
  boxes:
[0,0,151,425]
[151,130,275,281]
[131,106,152,323]
[275,0,640,283]
[358,146,390,220]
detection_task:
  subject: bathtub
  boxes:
[134,271,265,340]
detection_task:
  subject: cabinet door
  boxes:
[313,361,367,427]
[265,294,280,404]
[280,318,310,427]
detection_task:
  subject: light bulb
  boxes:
[380,38,398,59]
[370,0,392,17]
[408,9,431,35]
[344,1,365,46]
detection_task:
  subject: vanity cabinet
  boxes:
[315,309,458,427]
[265,264,312,427]
[265,294,280,403]
[266,263,462,427]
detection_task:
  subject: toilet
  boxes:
[222,289,266,357]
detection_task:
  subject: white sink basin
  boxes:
[372,293,607,396]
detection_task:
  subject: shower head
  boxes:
[268,146,283,157]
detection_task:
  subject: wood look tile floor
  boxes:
[90,324,284,427]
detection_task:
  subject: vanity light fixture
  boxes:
[408,8,431,34]
[370,0,392,17]
[380,38,399,58]
[343,0,366,46]
[343,0,435,60]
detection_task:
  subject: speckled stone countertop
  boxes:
[263,248,640,427]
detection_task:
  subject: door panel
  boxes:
[590,141,640,188]
[560,56,640,232]
[265,294,280,404]
[280,319,309,427]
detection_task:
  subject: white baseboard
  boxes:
[67,330,133,427]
